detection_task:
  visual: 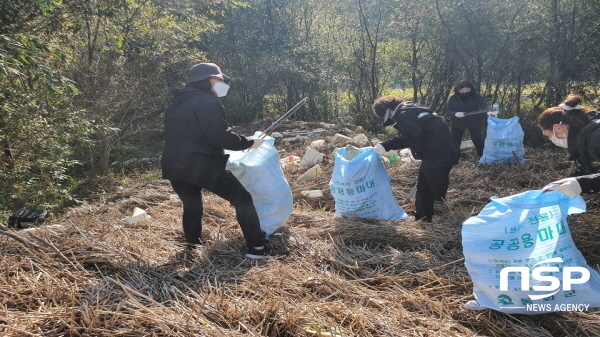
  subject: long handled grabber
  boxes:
[464,109,493,116]
[257,98,307,139]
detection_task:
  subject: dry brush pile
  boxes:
[1,122,600,336]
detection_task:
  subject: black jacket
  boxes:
[577,173,600,193]
[444,92,489,130]
[381,104,460,170]
[161,87,253,186]
[568,117,600,176]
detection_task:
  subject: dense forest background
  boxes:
[2,0,600,214]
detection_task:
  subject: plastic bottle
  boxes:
[389,155,399,164]
[492,102,499,112]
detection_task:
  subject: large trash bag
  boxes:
[226,137,293,237]
[462,188,600,314]
[480,116,528,165]
[329,147,409,221]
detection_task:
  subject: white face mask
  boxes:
[549,127,568,148]
[213,82,230,97]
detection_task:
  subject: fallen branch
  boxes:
[0,228,41,249]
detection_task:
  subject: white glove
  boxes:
[250,138,264,149]
[455,112,466,118]
[487,111,498,117]
[373,143,386,155]
[545,177,582,196]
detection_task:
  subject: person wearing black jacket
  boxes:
[161,62,275,259]
[537,94,600,176]
[372,96,460,223]
[539,94,600,197]
[444,81,491,158]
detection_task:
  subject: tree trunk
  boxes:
[100,136,110,174]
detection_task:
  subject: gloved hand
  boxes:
[487,111,498,117]
[250,138,264,149]
[455,112,466,118]
[544,177,582,196]
[373,143,387,155]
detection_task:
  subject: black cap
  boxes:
[188,63,231,84]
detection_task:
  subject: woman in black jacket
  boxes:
[161,63,275,259]
[539,94,600,196]
[444,81,491,158]
[372,96,460,223]
[537,94,600,177]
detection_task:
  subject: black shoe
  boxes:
[245,244,281,260]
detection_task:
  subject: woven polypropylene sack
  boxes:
[462,189,600,314]
[480,116,528,165]
[329,147,409,221]
[226,138,293,237]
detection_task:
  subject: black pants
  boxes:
[414,166,452,222]
[452,126,484,157]
[169,171,264,248]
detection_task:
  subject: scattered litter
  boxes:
[282,136,301,143]
[281,155,301,163]
[351,134,369,147]
[8,208,49,229]
[280,155,301,169]
[303,327,342,337]
[310,139,326,149]
[330,133,351,144]
[460,140,474,149]
[125,207,151,224]
[283,131,316,138]
[300,190,324,198]
[271,132,284,138]
[300,148,325,167]
[399,148,415,162]
[384,149,399,157]
[382,156,391,168]
[297,164,323,182]
[319,122,334,129]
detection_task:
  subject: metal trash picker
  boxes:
[257,98,308,139]
[463,109,493,116]
[464,103,499,116]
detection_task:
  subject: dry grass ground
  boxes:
[1,122,599,336]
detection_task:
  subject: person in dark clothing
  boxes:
[161,62,276,259]
[539,94,600,197]
[444,81,491,158]
[372,96,460,223]
[537,94,600,176]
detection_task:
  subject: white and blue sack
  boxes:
[480,116,528,165]
[462,188,600,314]
[226,137,293,237]
[329,147,409,221]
